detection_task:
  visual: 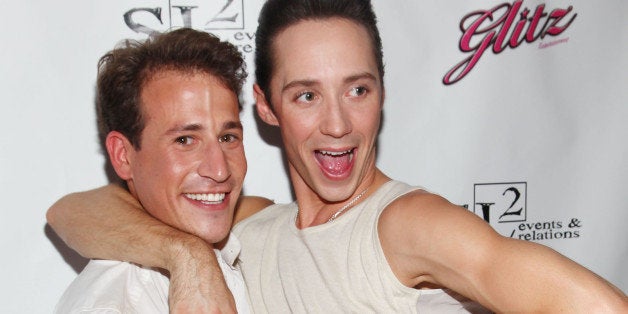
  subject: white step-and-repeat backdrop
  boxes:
[1,1,626,312]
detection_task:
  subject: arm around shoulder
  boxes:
[47,184,138,258]
[378,190,628,313]
[47,184,239,313]
[46,183,211,270]
[233,195,274,225]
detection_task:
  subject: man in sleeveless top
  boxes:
[48,0,628,312]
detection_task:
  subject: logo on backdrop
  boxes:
[122,0,255,55]
[471,182,582,241]
[443,0,577,85]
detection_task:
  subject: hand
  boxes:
[167,237,237,314]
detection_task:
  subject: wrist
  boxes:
[165,234,215,275]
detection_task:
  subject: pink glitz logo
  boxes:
[443,1,577,85]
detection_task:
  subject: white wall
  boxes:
[1,1,625,312]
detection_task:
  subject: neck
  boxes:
[294,168,390,228]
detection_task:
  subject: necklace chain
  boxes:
[327,188,369,222]
[295,188,369,225]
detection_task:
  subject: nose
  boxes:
[197,142,231,183]
[319,97,352,138]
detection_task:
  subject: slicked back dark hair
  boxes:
[254,0,384,105]
[97,28,247,149]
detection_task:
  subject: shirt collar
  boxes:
[217,232,241,268]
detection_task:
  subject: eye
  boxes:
[175,136,194,145]
[296,91,316,103]
[348,86,368,97]
[219,134,240,143]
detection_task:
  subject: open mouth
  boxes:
[314,148,355,178]
[184,192,226,205]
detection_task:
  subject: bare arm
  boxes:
[48,184,182,266]
[379,191,628,313]
[46,184,237,313]
[234,195,274,225]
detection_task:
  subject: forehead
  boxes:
[271,18,379,85]
[140,70,240,126]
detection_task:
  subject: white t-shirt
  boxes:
[55,233,250,314]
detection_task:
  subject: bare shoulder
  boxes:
[233,195,274,225]
[379,190,482,230]
[379,189,501,249]
[377,189,502,287]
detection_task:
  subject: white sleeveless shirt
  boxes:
[233,180,490,313]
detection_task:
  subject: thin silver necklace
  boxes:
[296,188,369,224]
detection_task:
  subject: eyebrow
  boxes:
[166,123,203,134]
[282,72,378,93]
[223,120,243,131]
[344,72,378,84]
[165,120,243,135]
[282,79,317,93]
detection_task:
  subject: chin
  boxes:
[320,177,358,194]
[197,227,232,244]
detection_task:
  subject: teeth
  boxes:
[185,193,226,203]
[318,149,353,156]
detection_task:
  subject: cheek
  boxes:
[358,107,381,133]
[155,152,196,181]
[281,127,307,155]
[283,113,316,141]
[226,148,247,176]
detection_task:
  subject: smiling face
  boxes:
[257,18,383,204]
[110,70,246,244]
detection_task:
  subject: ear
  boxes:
[254,83,279,126]
[105,131,135,180]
